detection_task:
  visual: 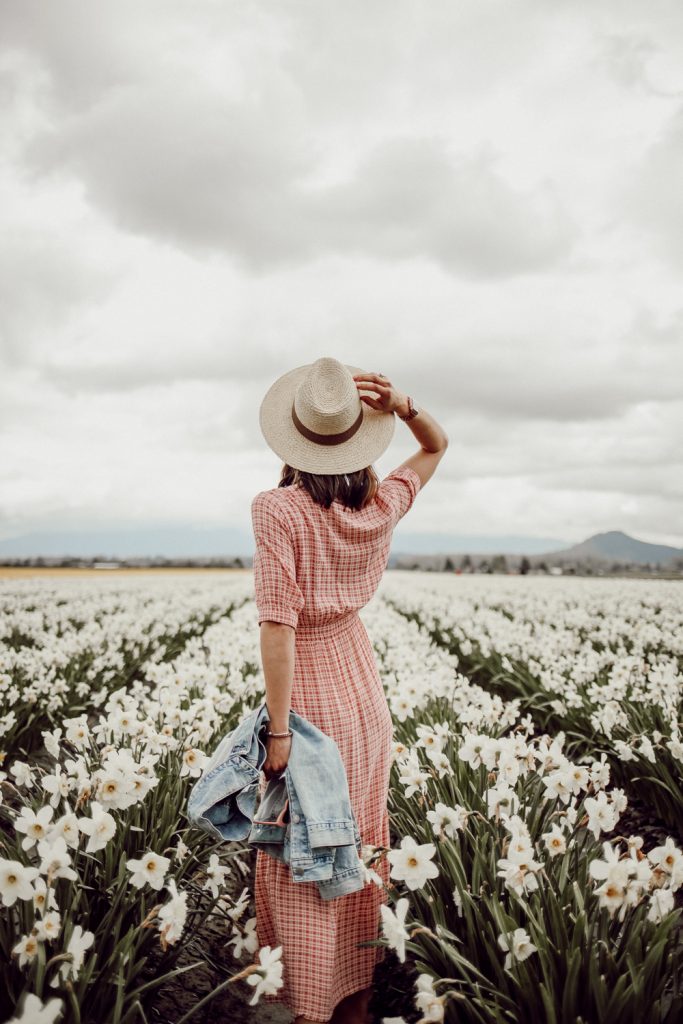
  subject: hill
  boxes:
[538,530,683,567]
[389,529,683,573]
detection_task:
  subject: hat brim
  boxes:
[259,362,396,474]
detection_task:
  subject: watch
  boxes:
[398,395,419,421]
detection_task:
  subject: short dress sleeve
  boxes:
[375,466,422,526]
[251,491,305,629]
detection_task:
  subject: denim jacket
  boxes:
[186,702,367,900]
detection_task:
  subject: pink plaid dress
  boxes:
[249,465,421,1022]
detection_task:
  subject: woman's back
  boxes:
[251,465,421,634]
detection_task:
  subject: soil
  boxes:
[147,851,419,1024]
[603,788,682,850]
[148,853,287,1024]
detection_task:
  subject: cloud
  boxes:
[0,0,681,546]
[26,265,683,436]
[22,83,306,263]
[7,0,577,276]
[0,0,156,108]
[304,138,576,277]
[0,227,116,365]
[597,32,663,93]
[21,89,575,276]
[619,104,683,267]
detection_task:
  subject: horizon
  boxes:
[1,525,680,562]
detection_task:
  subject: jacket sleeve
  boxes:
[251,491,305,629]
[374,466,422,526]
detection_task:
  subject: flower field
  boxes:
[1,572,682,1024]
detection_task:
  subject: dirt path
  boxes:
[149,854,292,1024]
[148,851,417,1024]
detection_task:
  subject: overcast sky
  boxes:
[1,0,682,551]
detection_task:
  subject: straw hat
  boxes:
[258,356,396,474]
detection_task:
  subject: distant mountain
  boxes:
[538,530,683,567]
[388,529,683,571]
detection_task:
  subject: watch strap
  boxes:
[398,395,419,421]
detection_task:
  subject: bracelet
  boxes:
[398,395,419,421]
[266,729,293,737]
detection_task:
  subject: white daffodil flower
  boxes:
[245,945,284,1005]
[125,850,171,890]
[379,896,410,963]
[497,926,538,970]
[387,835,440,891]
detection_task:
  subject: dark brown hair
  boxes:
[278,463,379,510]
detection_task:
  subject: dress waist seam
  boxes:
[296,611,361,641]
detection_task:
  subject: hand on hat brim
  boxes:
[359,394,383,410]
[352,374,394,414]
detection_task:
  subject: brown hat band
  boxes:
[291,403,364,446]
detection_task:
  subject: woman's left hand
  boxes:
[262,734,292,781]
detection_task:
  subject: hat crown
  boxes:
[258,356,395,475]
[293,357,360,435]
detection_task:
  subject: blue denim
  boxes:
[186,702,367,900]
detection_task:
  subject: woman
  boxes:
[250,357,448,1024]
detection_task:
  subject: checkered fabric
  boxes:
[249,465,421,1022]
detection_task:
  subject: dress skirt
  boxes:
[252,611,393,1022]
